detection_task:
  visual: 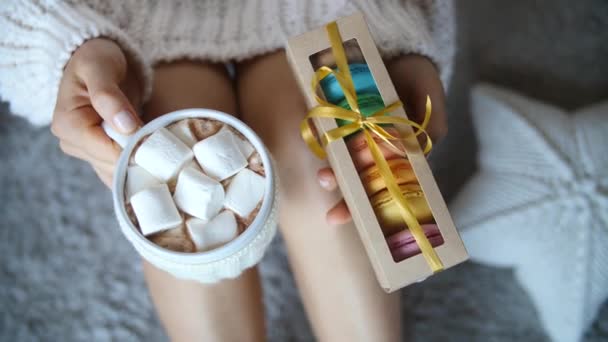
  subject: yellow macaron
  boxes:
[359,159,417,196]
[370,183,434,236]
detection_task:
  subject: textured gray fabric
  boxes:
[1,1,607,341]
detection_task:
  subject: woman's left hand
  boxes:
[317,55,448,225]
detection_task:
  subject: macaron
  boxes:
[370,183,434,236]
[359,158,417,196]
[346,127,406,172]
[386,224,444,262]
[309,42,366,69]
[319,63,380,104]
[335,93,386,127]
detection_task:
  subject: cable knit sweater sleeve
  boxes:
[0,0,454,127]
[0,0,152,126]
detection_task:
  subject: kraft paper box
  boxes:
[286,12,468,292]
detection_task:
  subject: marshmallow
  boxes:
[220,126,255,158]
[185,159,203,172]
[102,121,129,148]
[125,165,161,201]
[173,166,225,220]
[130,184,183,236]
[186,211,238,251]
[224,168,266,218]
[134,128,194,182]
[193,129,247,180]
[168,120,198,148]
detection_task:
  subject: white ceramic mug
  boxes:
[112,109,278,283]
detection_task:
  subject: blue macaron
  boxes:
[319,63,380,103]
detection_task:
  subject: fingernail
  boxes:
[113,111,138,134]
[326,214,338,226]
[319,178,331,189]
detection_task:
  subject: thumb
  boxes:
[87,75,142,135]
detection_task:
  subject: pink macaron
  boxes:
[387,224,444,262]
[346,127,405,172]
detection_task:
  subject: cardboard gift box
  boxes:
[286,12,468,292]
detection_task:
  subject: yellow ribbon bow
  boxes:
[300,21,444,272]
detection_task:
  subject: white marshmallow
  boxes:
[224,168,266,218]
[193,129,247,180]
[173,166,225,220]
[130,184,183,236]
[102,121,129,148]
[168,120,198,148]
[220,126,255,158]
[134,128,194,182]
[185,159,203,172]
[186,211,238,251]
[125,165,161,201]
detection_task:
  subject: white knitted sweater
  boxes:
[0,0,455,126]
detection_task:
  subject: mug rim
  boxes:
[112,108,276,264]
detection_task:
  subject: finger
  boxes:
[57,38,142,135]
[82,123,122,164]
[68,39,141,134]
[326,200,352,226]
[59,138,116,187]
[317,167,338,191]
[387,55,448,143]
[91,159,115,177]
[59,140,88,161]
[59,140,119,174]
[76,51,141,135]
[92,164,113,188]
[53,107,121,164]
[407,86,447,145]
[88,80,142,135]
[119,65,143,110]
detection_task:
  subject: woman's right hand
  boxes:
[51,38,142,187]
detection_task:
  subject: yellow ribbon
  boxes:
[300,21,443,272]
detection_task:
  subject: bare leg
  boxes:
[236,52,401,342]
[142,61,265,342]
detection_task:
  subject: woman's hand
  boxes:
[317,55,448,225]
[51,38,142,187]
